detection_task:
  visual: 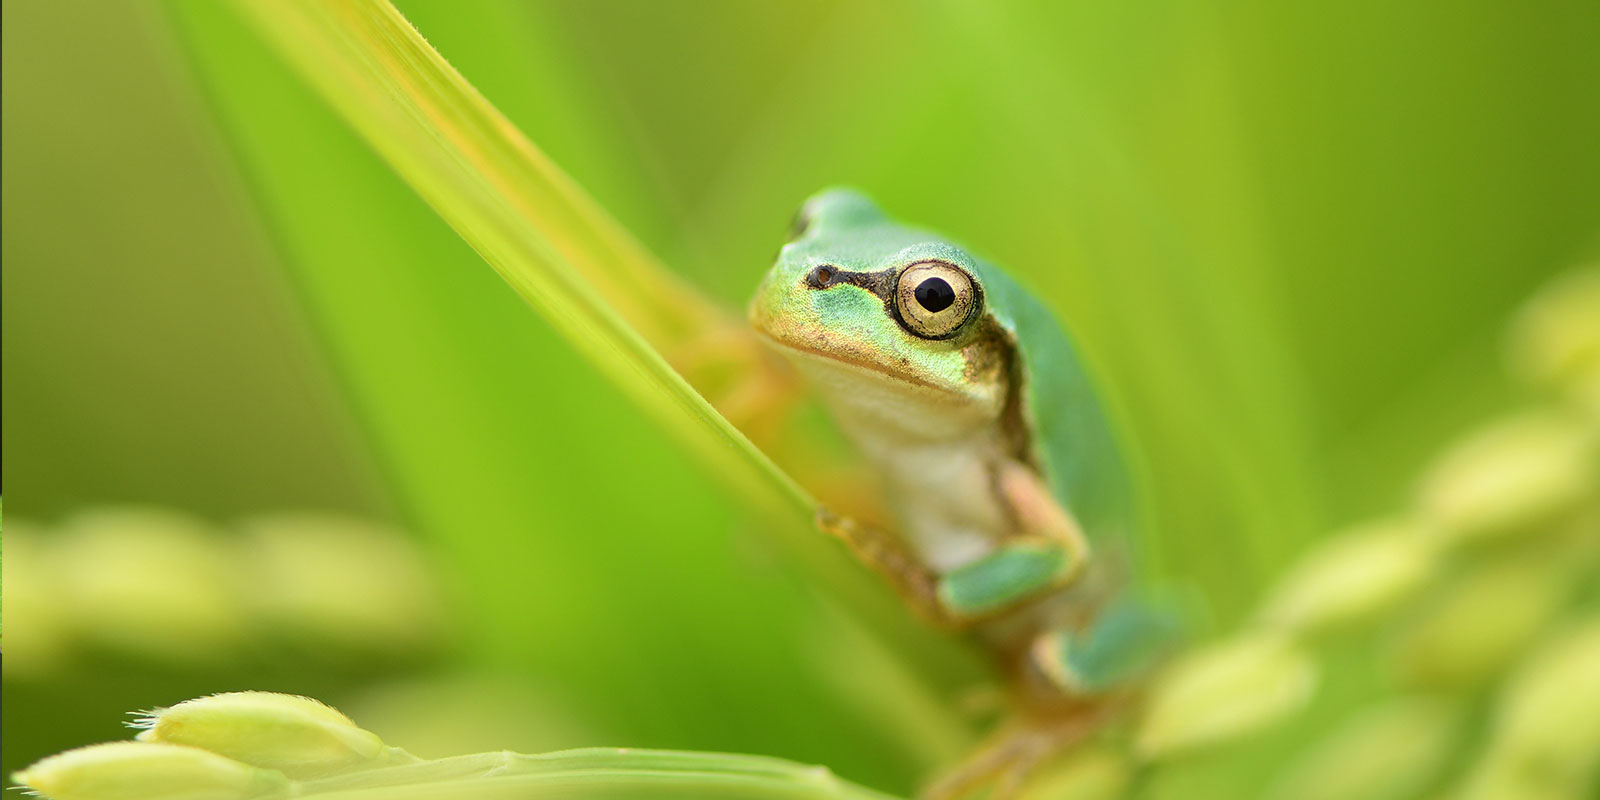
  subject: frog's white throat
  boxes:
[775,343,1019,572]
[771,340,999,434]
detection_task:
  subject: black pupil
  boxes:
[914,277,956,313]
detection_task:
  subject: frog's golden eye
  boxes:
[894,260,980,340]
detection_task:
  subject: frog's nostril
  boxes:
[805,264,839,289]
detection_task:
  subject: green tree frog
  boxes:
[750,189,1179,795]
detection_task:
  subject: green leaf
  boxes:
[225,0,805,525]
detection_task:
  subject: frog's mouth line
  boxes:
[752,327,956,395]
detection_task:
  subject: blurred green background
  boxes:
[3,0,1598,797]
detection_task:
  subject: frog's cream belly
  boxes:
[876,438,1014,571]
[778,344,1016,572]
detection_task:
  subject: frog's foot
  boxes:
[1030,597,1184,695]
[815,509,957,628]
[920,704,1114,800]
[923,601,1180,800]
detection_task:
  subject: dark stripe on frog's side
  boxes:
[801,260,990,344]
[967,259,1140,548]
[802,263,896,299]
[800,264,1018,428]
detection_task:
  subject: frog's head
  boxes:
[749,189,1009,429]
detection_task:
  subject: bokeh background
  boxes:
[4,0,1598,797]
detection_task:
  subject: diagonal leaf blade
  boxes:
[218,0,954,644]
[228,0,799,506]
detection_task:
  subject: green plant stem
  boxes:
[226,0,807,516]
[300,748,902,800]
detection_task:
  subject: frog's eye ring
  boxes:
[894,260,980,340]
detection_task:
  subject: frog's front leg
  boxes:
[934,461,1093,622]
[816,508,1078,630]
[821,461,1093,627]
